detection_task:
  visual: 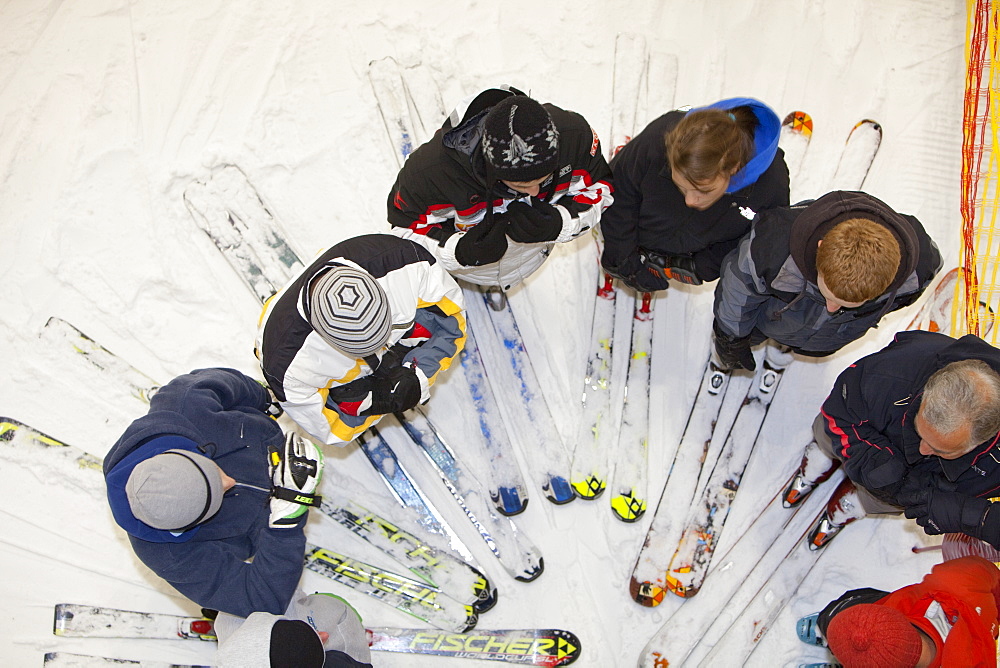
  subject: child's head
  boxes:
[816,217,901,304]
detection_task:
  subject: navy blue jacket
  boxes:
[821,330,1000,505]
[104,368,304,617]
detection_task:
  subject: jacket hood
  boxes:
[789,190,919,293]
[689,97,781,192]
[105,413,216,543]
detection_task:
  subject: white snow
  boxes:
[0,0,964,666]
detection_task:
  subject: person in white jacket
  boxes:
[256,233,465,446]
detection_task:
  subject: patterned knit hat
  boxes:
[826,604,923,668]
[309,266,391,358]
[126,447,225,532]
[481,96,560,181]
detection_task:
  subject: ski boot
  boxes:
[796,612,827,647]
[807,478,865,551]
[783,442,841,508]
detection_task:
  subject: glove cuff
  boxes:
[272,486,322,507]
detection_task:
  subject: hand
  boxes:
[505,199,562,243]
[268,432,324,529]
[903,484,990,537]
[454,215,510,266]
[713,322,756,371]
[601,252,644,283]
[362,365,422,416]
[622,266,671,293]
[641,251,703,286]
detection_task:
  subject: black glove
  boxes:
[900,475,992,537]
[713,321,756,371]
[641,251,703,286]
[601,252,670,292]
[326,365,422,417]
[505,199,562,243]
[454,215,510,266]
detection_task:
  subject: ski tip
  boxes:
[610,492,647,522]
[629,578,665,607]
[493,487,529,516]
[570,476,606,500]
[782,110,813,135]
[515,557,545,583]
[664,573,700,599]
[472,585,499,614]
[543,477,577,505]
[459,609,480,633]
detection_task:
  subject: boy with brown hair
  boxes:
[712,190,941,371]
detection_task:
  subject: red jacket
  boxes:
[878,556,1000,667]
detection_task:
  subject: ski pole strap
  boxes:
[271,486,322,507]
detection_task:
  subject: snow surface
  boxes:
[0,0,966,666]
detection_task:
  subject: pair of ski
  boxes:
[183,163,545,583]
[49,602,582,666]
[368,56,578,514]
[569,32,679,521]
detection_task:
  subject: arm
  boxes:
[712,234,771,339]
[280,373,381,447]
[598,136,644,272]
[551,143,614,243]
[129,517,307,617]
[820,364,910,499]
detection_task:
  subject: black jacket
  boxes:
[821,330,1000,504]
[600,103,790,282]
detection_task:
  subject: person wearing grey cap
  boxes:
[256,233,466,446]
[215,591,373,668]
[105,368,324,618]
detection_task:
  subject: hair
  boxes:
[666,106,757,184]
[921,359,1000,452]
[815,218,901,303]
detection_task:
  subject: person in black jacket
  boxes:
[712,191,942,371]
[781,330,1000,549]
[600,97,789,291]
[387,86,613,290]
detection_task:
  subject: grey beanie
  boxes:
[308,266,391,358]
[481,96,560,181]
[126,449,224,531]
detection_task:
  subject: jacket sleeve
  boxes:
[129,517,307,618]
[399,265,466,401]
[923,556,1000,622]
[598,139,643,267]
[819,362,910,499]
[280,372,381,447]
[712,233,771,338]
[552,132,614,243]
[149,368,273,456]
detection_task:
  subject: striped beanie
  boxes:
[308,266,391,358]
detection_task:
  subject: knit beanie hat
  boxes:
[308,266,391,358]
[126,447,224,531]
[826,604,923,668]
[481,96,560,181]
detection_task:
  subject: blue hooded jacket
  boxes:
[692,97,781,192]
[104,368,305,617]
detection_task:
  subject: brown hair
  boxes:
[816,218,901,303]
[666,106,757,184]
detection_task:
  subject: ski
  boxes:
[780,110,814,183]
[394,410,545,583]
[629,360,745,605]
[52,603,581,665]
[304,544,478,632]
[182,164,303,302]
[608,291,653,522]
[319,491,497,613]
[571,262,617,500]
[458,293,533,515]
[54,603,215,641]
[663,350,790,598]
[41,317,160,402]
[356,425,475,563]
[44,654,207,667]
[608,32,648,158]
[369,627,581,666]
[636,471,836,666]
[830,119,882,191]
[368,56,426,167]
[463,284,574,505]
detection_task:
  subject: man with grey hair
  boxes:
[780,329,1000,549]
